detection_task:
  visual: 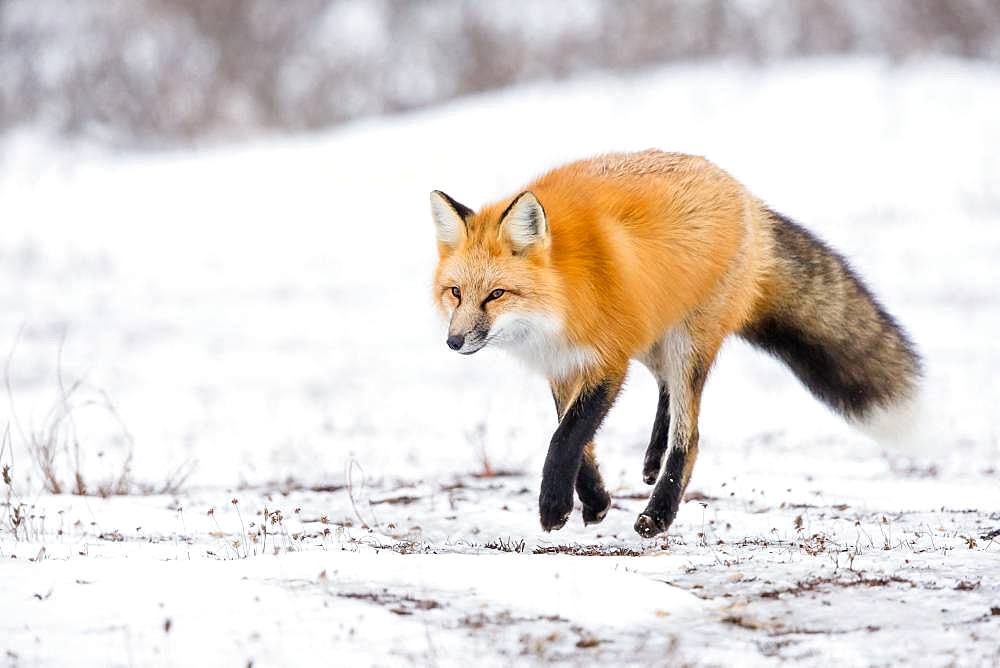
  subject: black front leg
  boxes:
[539,376,622,531]
[576,442,612,526]
[550,385,612,526]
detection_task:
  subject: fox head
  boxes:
[429,189,561,355]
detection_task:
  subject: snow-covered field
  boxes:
[1,58,999,666]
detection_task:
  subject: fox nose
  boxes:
[446,334,465,351]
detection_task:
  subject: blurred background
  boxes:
[1,1,998,495]
[2,0,1000,148]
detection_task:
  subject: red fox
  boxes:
[429,150,921,538]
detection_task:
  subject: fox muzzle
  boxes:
[446,327,490,355]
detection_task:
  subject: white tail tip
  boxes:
[851,387,936,458]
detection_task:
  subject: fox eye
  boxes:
[482,289,505,307]
[450,286,461,299]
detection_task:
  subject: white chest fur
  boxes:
[489,311,598,380]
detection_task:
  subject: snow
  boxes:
[1,58,999,665]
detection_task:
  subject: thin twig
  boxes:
[346,458,374,530]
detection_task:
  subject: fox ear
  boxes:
[499,191,548,253]
[430,190,472,247]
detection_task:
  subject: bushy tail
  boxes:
[740,210,923,441]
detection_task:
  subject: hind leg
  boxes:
[550,381,612,526]
[635,327,712,538]
[641,384,670,484]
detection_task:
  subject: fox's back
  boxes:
[516,150,762,361]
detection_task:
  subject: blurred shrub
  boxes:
[1,0,998,146]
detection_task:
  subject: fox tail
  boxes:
[740,209,926,451]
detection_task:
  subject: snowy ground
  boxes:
[1,58,999,666]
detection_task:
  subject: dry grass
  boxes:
[205,499,317,559]
[4,333,194,499]
[532,543,646,557]
[484,537,527,553]
[758,573,918,600]
[1,423,28,541]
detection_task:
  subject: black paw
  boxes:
[642,454,662,485]
[581,492,612,526]
[538,488,574,532]
[634,512,671,538]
